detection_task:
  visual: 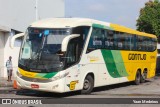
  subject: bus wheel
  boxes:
[81,75,94,94]
[141,72,147,83]
[134,71,141,85]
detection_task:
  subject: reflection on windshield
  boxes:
[19,28,71,72]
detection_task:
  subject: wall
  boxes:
[0,32,5,77]
[3,32,20,77]
[0,31,20,77]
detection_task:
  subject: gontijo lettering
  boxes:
[128,53,146,60]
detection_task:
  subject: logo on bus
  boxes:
[67,80,79,90]
[128,53,146,60]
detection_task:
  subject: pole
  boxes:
[35,0,38,21]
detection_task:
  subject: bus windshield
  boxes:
[19,27,71,73]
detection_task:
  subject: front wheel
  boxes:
[81,75,94,94]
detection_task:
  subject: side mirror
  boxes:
[10,33,24,49]
[61,34,80,52]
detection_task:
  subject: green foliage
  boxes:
[136,0,160,41]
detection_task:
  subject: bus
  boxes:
[11,18,157,94]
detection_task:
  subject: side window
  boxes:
[105,30,114,49]
[141,36,149,51]
[113,32,118,50]
[117,32,125,50]
[135,36,157,52]
[137,36,143,51]
[148,38,152,51]
[146,37,151,51]
[143,37,148,51]
[87,29,157,52]
[72,26,90,49]
[124,34,131,50]
[151,38,157,51]
[87,28,104,52]
[130,35,136,51]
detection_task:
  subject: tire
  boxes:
[134,71,141,85]
[81,75,94,94]
[140,72,147,83]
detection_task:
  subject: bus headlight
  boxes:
[51,72,69,81]
[17,71,23,78]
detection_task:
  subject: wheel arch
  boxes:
[143,68,148,73]
[137,68,142,75]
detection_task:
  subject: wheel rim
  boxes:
[83,79,91,90]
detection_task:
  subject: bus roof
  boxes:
[110,23,156,38]
[30,18,156,39]
[30,18,109,28]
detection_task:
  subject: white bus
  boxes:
[12,18,157,94]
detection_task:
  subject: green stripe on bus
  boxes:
[101,50,121,78]
[42,72,58,78]
[111,50,128,77]
[92,24,114,30]
[35,73,46,78]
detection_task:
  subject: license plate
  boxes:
[31,84,39,88]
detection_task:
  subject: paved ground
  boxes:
[0,76,160,107]
[1,76,160,98]
[0,77,14,87]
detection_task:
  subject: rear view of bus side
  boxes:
[15,18,157,94]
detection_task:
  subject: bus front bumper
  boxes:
[16,75,65,93]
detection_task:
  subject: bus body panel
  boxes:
[121,50,157,80]
[79,50,129,88]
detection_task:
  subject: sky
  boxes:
[65,0,149,29]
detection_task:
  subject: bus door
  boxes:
[64,26,90,92]
[64,37,82,91]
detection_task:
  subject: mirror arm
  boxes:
[61,34,80,52]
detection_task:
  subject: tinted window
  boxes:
[87,28,105,52]
[87,27,157,53]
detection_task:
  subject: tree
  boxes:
[136,0,160,42]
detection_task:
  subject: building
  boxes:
[0,0,65,77]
